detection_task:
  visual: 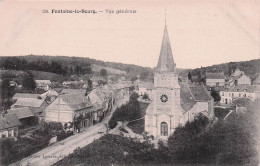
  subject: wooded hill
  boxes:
[180,59,260,80]
[0,55,153,76]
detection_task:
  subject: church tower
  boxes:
[145,23,183,139]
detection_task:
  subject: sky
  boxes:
[0,0,259,69]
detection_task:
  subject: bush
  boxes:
[108,93,141,129]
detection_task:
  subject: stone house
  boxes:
[0,113,21,139]
[205,72,225,87]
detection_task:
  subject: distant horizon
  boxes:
[1,54,259,70]
[0,1,259,69]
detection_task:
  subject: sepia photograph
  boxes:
[0,0,259,165]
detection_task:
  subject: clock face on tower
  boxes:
[160,94,168,103]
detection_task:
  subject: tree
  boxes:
[85,79,93,96]
[210,89,221,102]
[22,72,36,92]
[188,72,192,82]
[100,69,108,77]
[1,79,12,100]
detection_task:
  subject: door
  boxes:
[161,122,168,136]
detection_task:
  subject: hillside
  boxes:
[180,59,260,80]
[0,55,152,75]
[0,70,65,83]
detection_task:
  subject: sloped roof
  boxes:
[13,93,40,99]
[156,25,175,72]
[139,82,154,89]
[231,69,244,77]
[0,113,21,130]
[13,98,45,108]
[7,107,34,119]
[35,80,51,85]
[180,82,213,112]
[189,86,213,101]
[59,92,92,111]
[180,82,196,112]
[206,72,225,79]
[40,90,59,97]
[61,89,85,94]
[223,85,260,93]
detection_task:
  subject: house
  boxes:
[11,98,48,120]
[205,72,225,87]
[35,80,51,91]
[220,85,260,104]
[228,69,251,85]
[61,89,85,95]
[7,107,35,128]
[9,81,17,87]
[0,113,21,139]
[12,93,41,101]
[137,82,154,98]
[39,90,59,103]
[44,92,95,132]
[62,81,75,86]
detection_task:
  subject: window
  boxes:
[160,122,168,136]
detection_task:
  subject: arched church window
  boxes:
[161,122,168,136]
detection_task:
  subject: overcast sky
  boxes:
[0,0,259,69]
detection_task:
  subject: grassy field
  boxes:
[127,102,149,134]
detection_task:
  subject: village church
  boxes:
[144,23,214,139]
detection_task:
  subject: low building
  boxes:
[205,72,225,87]
[220,85,260,104]
[44,93,94,132]
[7,107,35,128]
[137,82,154,98]
[0,113,21,139]
[11,98,48,120]
[35,80,51,91]
[13,93,41,101]
[228,69,251,85]
[61,89,85,95]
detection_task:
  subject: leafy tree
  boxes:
[142,93,149,100]
[130,76,138,82]
[188,72,192,81]
[210,89,221,102]
[85,79,93,96]
[1,79,12,100]
[22,72,36,92]
[98,80,107,86]
[100,69,108,77]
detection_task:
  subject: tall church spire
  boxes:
[156,22,175,72]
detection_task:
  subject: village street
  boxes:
[11,96,129,166]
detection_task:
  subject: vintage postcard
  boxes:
[0,0,259,166]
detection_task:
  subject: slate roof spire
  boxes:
[156,22,175,72]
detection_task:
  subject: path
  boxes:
[10,96,129,166]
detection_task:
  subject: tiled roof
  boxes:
[13,98,45,108]
[61,89,86,94]
[0,113,21,130]
[7,107,34,119]
[59,92,92,111]
[189,86,213,101]
[206,72,225,79]
[180,82,213,112]
[180,82,196,112]
[222,85,260,93]
[13,93,40,99]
